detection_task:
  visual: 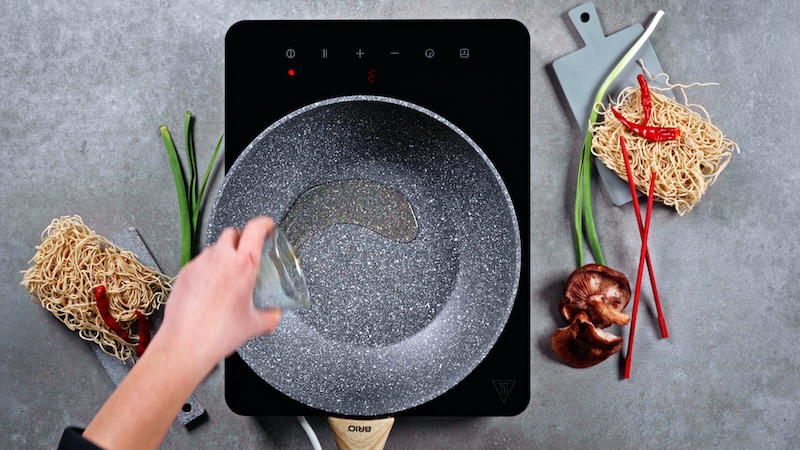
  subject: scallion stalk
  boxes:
[575,152,586,267]
[575,10,665,268]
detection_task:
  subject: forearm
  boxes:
[81,217,280,449]
[83,330,215,450]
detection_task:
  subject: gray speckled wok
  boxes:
[207,96,521,417]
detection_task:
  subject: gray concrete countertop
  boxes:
[1,0,797,448]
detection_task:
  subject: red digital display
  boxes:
[367,69,375,83]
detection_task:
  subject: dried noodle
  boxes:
[590,67,739,215]
[21,216,171,361]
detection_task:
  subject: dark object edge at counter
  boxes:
[58,428,103,450]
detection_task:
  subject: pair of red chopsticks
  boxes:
[619,136,668,379]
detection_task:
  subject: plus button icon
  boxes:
[356,49,365,58]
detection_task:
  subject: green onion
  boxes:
[185,113,198,218]
[575,10,665,268]
[575,150,586,267]
[194,134,223,233]
[161,112,223,267]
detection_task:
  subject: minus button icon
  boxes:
[390,51,400,55]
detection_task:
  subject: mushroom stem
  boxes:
[588,295,631,326]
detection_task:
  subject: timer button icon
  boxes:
[286,48,296,59]
[424,48,435,58]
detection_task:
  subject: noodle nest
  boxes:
[21,215,172,361]
[590,74,739,215]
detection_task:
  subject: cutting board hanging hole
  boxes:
[569,3,606,46]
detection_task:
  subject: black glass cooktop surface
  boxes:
[224,20,529,417]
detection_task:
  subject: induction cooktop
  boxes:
[224,20,530,416]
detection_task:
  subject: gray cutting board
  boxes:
[553,2,673,206]
[92,227,205,426]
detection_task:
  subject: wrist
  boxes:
[146,325,220,381]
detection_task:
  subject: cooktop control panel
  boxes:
[225,20,530,417]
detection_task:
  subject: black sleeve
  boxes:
[58,427,104,450]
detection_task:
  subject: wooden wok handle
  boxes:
[327,416,394,450]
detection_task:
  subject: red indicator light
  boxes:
[288,69,295,76]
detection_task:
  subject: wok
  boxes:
[207,95,521,417]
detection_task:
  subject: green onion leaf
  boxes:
[160,125,193,268]
[184,112,198,220]
[163,113,224,268]
[192,134,223,232]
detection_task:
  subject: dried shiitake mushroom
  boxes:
[550,264,632,368]
[559,263,631,329]
[551,311,623,368]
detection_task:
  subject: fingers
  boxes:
[217,227,242,249]
[258,308,282,334]
[238,216,274,266]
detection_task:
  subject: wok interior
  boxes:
[208,96,520,416]
[298,223,456,347]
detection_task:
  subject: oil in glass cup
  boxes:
[253,226,310,310]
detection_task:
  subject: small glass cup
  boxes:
[253,226,310,310]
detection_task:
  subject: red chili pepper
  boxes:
[637,74,652,125]
[611,107,681,141]
[135,311,150,357]
[95,286,130,341]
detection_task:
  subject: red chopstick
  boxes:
[619,136,668,339]
[624,170,656,379]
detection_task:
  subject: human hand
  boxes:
[155,216,282,371]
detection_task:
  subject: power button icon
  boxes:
[286,48,296,59]
[424,48,435,58]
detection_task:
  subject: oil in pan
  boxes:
[280,177,448,348]
[280,178,419,250]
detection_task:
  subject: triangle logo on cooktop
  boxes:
[492,380,516,403]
